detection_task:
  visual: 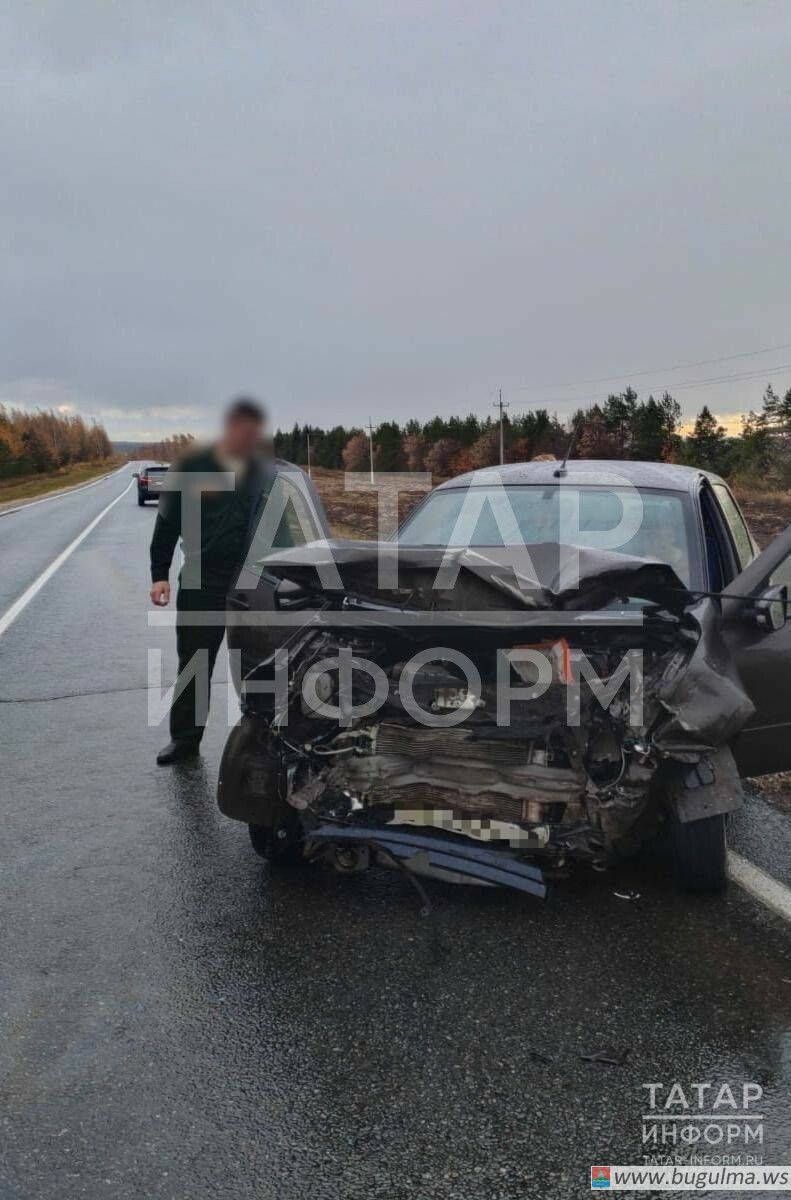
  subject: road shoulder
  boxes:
[0,463,127,516]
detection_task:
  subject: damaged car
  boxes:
[219,460,791,897]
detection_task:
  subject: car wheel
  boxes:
[137,493,145,506]
[248,822,305,866]
[670,812,727,892]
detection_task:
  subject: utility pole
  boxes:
[306,427,311,478]
[367,417,375,483]
[493,389,509,465]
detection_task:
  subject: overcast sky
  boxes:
[2,1,791,441]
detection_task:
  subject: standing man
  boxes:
[150,397,268,765]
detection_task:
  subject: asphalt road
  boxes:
[2,467,791,1199]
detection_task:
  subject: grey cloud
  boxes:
[2,1,791,440]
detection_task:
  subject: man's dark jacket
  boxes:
[149,445,266,594]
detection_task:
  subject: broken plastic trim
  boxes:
[308,823,547,900]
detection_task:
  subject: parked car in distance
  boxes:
[135,463,169,506]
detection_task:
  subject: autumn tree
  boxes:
[137,433,194,462]
[342,431,370,472]
[468,428,500,469]
[0,406,114,480]
[577,405,617,458]
[424,438,462,477]
[505,437,532,464]
[403,432,427,471]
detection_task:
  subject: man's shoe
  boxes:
[156,740,200,766]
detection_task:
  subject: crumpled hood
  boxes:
[251,541,756,758]
[257,539,692,612]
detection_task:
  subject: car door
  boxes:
[720,525,791,776]
[226,464,332,691]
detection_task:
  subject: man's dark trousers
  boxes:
[171,585,229,746]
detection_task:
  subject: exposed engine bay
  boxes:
[219,542,754,898]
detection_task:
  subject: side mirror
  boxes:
[753,584,788,632]
[133,471,139,479]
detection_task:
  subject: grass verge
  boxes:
[0,459,122,506]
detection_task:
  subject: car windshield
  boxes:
[398,484,694,585]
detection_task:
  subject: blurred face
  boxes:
[223,413,263,459]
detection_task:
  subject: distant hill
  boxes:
[112,441,143,454]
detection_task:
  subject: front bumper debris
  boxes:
[307,823,547,899]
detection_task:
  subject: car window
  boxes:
[399,484,694,585]
[769,552,791,590]
[243,470,325,576]
[700,487,730,590]
[712,484,754,568]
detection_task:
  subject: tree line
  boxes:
[273,384,791,486]
[0,406,114,481]
[132,433,195,463]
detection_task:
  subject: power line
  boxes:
[509,340,791,393]
[662,362,791,391]
[518,361,791,417]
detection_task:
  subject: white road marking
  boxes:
[728,850,791,923]
[0,475,135,639]
[0,464,129,518]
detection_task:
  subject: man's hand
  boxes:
[150,581,171,607]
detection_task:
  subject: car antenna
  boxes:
[554,417,583,477]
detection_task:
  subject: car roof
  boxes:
[143,462,169,468]
[435,459,726,495]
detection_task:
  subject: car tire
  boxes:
[670,812,727,893]
[248,822,305,866]
[137,493,145,506]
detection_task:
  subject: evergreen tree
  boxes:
[762,384,782,426]
[577,404,617,458]
[763,383,791,435]
[686,405,727,472]
[734,409,773,474]
[632,392,681,461]
[603,387,638,457]
[375,421,405,470]
[315,425,349,469]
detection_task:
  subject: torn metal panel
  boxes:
[652,599,755,756]
[257,540,692,612]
